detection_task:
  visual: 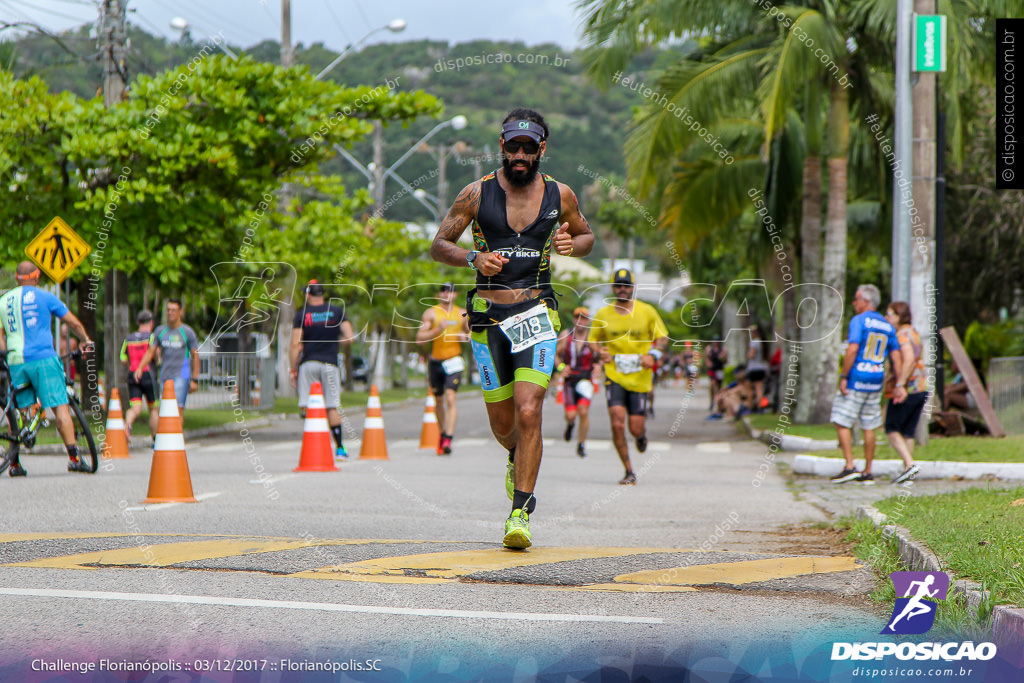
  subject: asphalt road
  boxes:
[0,381,901,680]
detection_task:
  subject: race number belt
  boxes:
[498,302,557,353]
[575,378,595,400]
[614,354,643,375]
[441,356,465,374]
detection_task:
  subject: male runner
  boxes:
[416,282,469,455]
[290,280,354,460]
[121,309,158,440]
[134,299,199,431]
[0,262,94,476]
[430,107,594,548]
[556,306,597,458]
[588,268,668,485]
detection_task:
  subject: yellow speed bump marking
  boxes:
[289,546,683,582]
[558,583,698,593]
[5,538,429,570]
[613,556,862,587]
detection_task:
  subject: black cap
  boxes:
[611,268,635,285]
[501,120,545,143]
[306,279,324,296]
[137,309,153,324]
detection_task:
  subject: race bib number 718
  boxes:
[498,303,557,353]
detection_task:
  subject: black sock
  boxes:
[67,444,79,461]
[330,425,343,449]
[512,489,536,514]
[507,446,516,465]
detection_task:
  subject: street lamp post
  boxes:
[168,18,238,59]
[315,19,406,81]
[369,115,467,214]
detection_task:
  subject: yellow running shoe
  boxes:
[503,508,531,549]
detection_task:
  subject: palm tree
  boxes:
[578,0,1013,422]
[579,0,862,421]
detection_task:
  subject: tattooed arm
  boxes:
[430,182,481,266]
[553,183,595,257]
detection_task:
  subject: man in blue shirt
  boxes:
[830,284,906,484]
[0,262,94,477]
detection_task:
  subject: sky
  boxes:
[4,0,586,51]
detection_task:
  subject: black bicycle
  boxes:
[0,350,98,475]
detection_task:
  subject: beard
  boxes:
[502,155,541,187]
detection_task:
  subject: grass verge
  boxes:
[747,413,838,441]
[874,486,1024,607]
[837,514,1001,640]
[806,434,1024,463]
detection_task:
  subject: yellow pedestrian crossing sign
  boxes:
[25,216,91,284]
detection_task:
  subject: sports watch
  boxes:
[466,250,480,270]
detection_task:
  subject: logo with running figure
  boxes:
[882,571,949,635]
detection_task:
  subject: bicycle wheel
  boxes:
[0,404,19,476]
[68,398,98,473]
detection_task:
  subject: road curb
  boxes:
[794,454,1024,481]
[741,416,1024,481]
[857,504,1023,655]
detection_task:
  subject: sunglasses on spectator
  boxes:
[504,139,540,155]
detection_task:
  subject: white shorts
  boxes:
[830,389,883,430]
[298,361,341,409]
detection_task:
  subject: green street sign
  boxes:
[914,15,947,72]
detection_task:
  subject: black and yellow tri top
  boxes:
[471,171,561,291]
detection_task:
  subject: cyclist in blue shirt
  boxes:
[829,283,906,484]
[0,262,94,477]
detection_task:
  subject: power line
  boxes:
[8,0,95,23]
[177,0,266,44]
[349,0,372,32]
[320,0,351,45]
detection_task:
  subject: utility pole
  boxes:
[910,0,939,444]
[892,0,913,302]
[372,121,385,212]
[276,0,296,396]
[281,0,293,67]
[101,0,130,403]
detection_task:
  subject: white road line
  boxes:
[696,442,732,453]
[198,444,237,453]
[583,440,669,452]
[264,441,302,451]
[0,588,663,624]
[248,474,296,485]
[122,492,222,512]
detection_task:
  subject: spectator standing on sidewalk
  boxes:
[746,325,769,412]
[883,301,928,484]
[830,284,905,485]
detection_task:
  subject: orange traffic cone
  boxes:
[418,393,441,450]
[101,388,130,459]
[143,381,197,503]
[359,384,388,460]
[554,374,565,404]
[294,381,338,472]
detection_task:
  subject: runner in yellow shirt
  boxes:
[416,282,469,454]
[588,268,668,484]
